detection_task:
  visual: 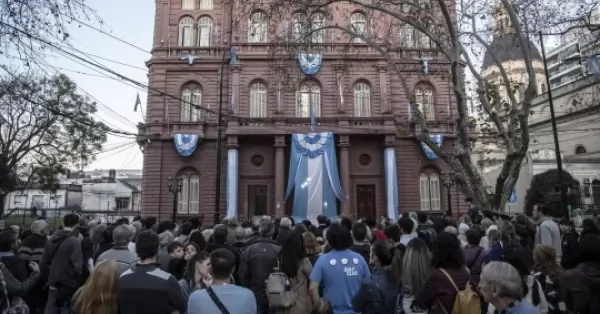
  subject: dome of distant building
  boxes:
[482,33,543,70]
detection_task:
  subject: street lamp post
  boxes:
[442,172,455,217]
[168,177,183,223]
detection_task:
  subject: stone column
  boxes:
[376,62,391,113]
[226,136,239,218]
[338,135,351,217]
[274,136,286,217]
[230,65,241,113]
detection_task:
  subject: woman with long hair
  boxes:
[178,251,211,301]
[72,260,119,314]
[402,237,432,314]
[533,245,566,314]
[352,240,403,314]
[277,230,314,314]
[302,231,321,266]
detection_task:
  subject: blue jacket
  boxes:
[352,268,401,314]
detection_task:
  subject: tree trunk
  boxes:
[0,193,5,218]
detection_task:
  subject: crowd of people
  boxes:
[0,205,599,314]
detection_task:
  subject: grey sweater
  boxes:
[97,246,140,274]
[39,230,83,288]
[535,217,562,262]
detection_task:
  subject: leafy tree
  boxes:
[0,72,107,216]
[524,169,581,217]
[237,0,600,211]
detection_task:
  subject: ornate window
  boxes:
[250,82,267,117]
[181,85,202,122]
[296,83,321,118]
[350,13,366,43]
[401,24,430,47]
[575,145,587,155]
[178,174,200,214]
[199,0,213,10]
[415,85,435,120]
[292,13,308,41]
[353,83,371,117]
[179,17,196,46]
[248,11,268,43]
[198,16,213,47]
[311,13,326,44]
[182,0,195,10]
[420,172,441,211]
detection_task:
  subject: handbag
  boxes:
[0,264,30,314]
[206,286,230,314]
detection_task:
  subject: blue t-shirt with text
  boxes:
[310,249,370,314]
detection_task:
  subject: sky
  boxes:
[45,0,155,171]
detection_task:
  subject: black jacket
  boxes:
[561,231,579,270]
[17,233,47,264]
[118,263,186,314]
[238,237,281,308]
[350,243,371,264]
[39,230,83,288]
[0,252,29,282]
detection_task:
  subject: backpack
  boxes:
[265,261,295,309]
[438,269,480,314]
[0,264,29,314]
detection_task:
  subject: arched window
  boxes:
[292,13,307,41]
[250,82,267,117]
[575,145,587,155]
[181,86,202,122]
[179,17,195,46]
[198,16,213,47]
[199,0,213,10]
[353,83,371,117]
[182,0,195,10]
[178,174,200,214]
[415,85,435,120]
[296,83,320,118]
[248,11,268,43]
[311,13,326,44]
[420,172,441,211]
[350,13,366,43]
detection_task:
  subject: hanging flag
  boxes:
[421,134,444,160]
[584,55,600,76]
[310,102,316,131]
[133,93,141,112]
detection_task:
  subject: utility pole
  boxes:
[539,31,569,218]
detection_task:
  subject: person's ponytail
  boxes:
[389,246,403,283]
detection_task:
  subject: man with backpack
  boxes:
[40,214,83,314]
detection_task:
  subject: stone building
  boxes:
[139,0,466,223]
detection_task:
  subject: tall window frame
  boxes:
[350,12,367,43]
[311,13,327,44]
[179,17,196,46]
[181,85,202,122]
[198,16,213,47]
[292,13,308,41]
[420,172,441,211]
[415,84,435,120]
[178,174,200,214]
[296,83,321,118]
[353,82,371,117]
[199,0,213,10]
[248,11,268,43]
[182,0,195,10]
[249,82,267,117]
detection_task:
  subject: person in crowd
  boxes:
[204,224,229,253]
[302,231,321,266]
[532,245,566,314]
[176,223,193,244]
[187,230,206,252]
[365,217,387,242]
[188,248,256,314]
[179,251,212,301]
[118,230,186,314]
[224,217,239,245]
[276,230,314,314]
[352,240,403,314]
[71,260,119,314]
[157,221,176,235]
[458,222,470,247]
[443,225,458,235]
[485,220,520,264]
[350,223,370,263]
[558,219,578,270]
[238,221,281,312]
[399,216,417,246]
[96,225,139,274]
[0,254,40,312]
[401,237,431,314]
[533,203,562,263]
[18,220,49,264]
[95,225,115,262]
[479,218,498,251]
[579,218,600,238]
[78,224,94,283]
[315,214,328,239]
[276,217,293,246]
[513,215,536,251]
[127,224,138,254]
[479,261,539,314]
[464,227,486,287]
[0,228,29,281]
[384,224,406,252]
[246,217,262,243]
[416,211,436,248]
[157,230,174,271]
[166,241,186,279]
[91,224,109,258]
[413,232,474,314]
[184,243,199,262]
[560,234,600,314]
[310,222,370,314]
[231,227,247,256]
[143,217,158,232]
[41,213,83,314]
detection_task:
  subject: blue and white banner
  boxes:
[298,53,323,75]
[285,132,346,223]
[384,148,399,221]
[421,134,444,160]
[226,149,239,218]
[173,134,200,157]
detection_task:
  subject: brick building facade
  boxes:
[139,0,467,223]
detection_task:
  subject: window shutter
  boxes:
[354,87,361,117]
[311,87,321,117]
[430,173,441,210]
[178,176,189,214]
[420,173,430,210]
[189,175,200,214]
[181,91,192,122]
